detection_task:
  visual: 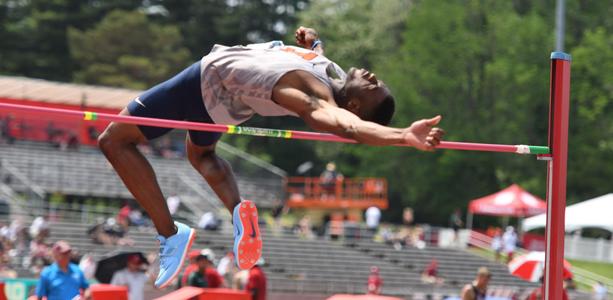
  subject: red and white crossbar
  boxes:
[0,102,549,155]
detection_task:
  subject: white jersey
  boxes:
[199,41,346,125]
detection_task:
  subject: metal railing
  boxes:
[468,230,613,295]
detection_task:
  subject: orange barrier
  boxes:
[154,287,250,300]
[90,284,128,300]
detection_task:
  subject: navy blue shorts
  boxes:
[127,61,221,146]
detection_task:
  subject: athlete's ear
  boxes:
[346,98,360,114]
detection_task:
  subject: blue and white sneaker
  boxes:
[154,221,196,289]
[233,200,262,270]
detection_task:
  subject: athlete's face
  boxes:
[342,68,391,120]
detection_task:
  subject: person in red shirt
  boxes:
[367,266,383,294]
[178,249,201,288]
[526,276,569,300]
[187,249,224,288]
[246,259,267,300]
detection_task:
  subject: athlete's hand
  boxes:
[295,26,319,49]
[403,115,445,151]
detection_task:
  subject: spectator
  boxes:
[593,281,607,300]
[198,211,220,231]
[179,249,202,288]
[245,258,267,300]
[365,206,381,235]
[0,115,15,144]
[30,216,50,241]
[128,209,147,227]
[449,208,464,245]
[166,194,181,216]
[187,249,224,288]
[526,276,569,300]
[217,252,235,285]
[78,254,97,280]
[460,267,491,300]
[118,203,131,227]
[421,259,444,285]
[319,162,342,197]
[502,226,517,263]
[28,233,51,276]
[87,126,99,143]
[367,266,383,295]
[110,254,151,300]
[491,228,502,262]
[36,240,89,300]
[296,215,314,239]
[328,213,344,241]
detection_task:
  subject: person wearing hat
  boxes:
[460,267,491,300]
[35,240,90,300]
[110,254,151,300]
[178,249,203,288]
[187,249,224,288]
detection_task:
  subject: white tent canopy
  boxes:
[523,193,613,232]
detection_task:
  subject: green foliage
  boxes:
[0,0,610,226]
[68,10,190,89]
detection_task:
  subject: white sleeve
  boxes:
[110,272,124,286]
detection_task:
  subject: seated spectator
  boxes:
[111,254,152,300]
[187,249,223,288]
[179,249,202,288]
[128,209,148,227]
[367,266,383,295]
[217,252,235,286]
[117,203,131,227]
[28,233,51,275]
[166,194,181,216]
[296,216,314,239]
[198,211,220,231]
[421,259,444,285]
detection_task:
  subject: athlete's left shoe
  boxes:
[233,200,262,270]
[154,221,196,289]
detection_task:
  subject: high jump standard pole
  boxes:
[543,51,571,300]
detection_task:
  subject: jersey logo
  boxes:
[280,46,318,61]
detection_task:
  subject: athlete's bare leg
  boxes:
[98,108,176,237]
[185,135,241,212]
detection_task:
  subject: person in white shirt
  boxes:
[365,206,381,234]
[110,254,151,300]
[502,226,517,263]
[166,195,181,216]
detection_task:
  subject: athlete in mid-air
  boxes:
[98,26,445,288]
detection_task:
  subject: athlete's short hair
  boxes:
[368,94,395,126]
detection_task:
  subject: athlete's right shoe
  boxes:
[233,200,262,270]
[154,221,196,289]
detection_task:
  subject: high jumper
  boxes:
[95,26,445,289]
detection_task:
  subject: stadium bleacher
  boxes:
[1,140,577,299]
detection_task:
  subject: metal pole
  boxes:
[555,0,566,51]
[544,51,571,300]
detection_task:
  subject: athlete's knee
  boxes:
[97,124,140,155]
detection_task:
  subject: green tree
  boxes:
[68,10,190,89]
[0,0,142,81]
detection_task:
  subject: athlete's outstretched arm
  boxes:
[273,85,444,150]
